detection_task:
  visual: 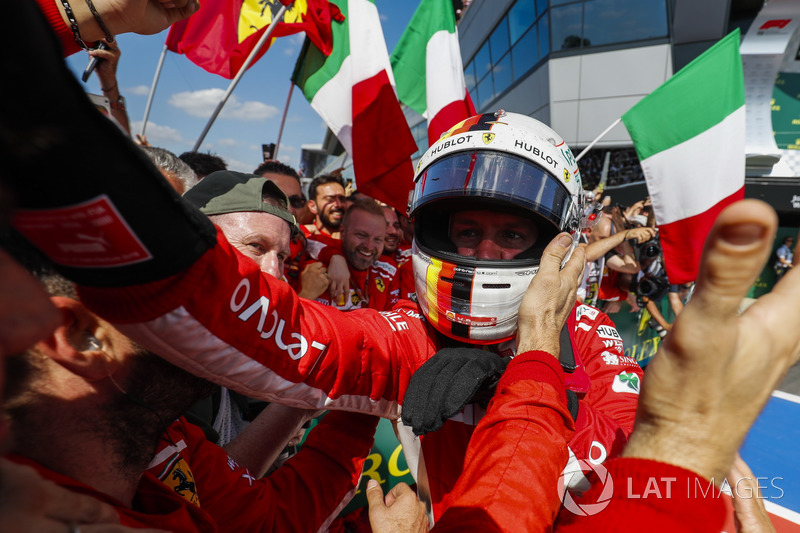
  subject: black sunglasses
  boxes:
[288,194,306,209]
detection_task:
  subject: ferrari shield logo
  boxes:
[564,168,570,182]
[376,278,386,292]
[482,133,495,144]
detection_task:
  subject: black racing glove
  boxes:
[401,347,508,436]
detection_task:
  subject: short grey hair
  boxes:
[140,146,199,192]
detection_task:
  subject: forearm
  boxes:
[267,412,379,532]
[222,403,310,478]
[435,352,574,532]
[101,85,131,136]
[583,231,627,262]
[645,300,672,331]
[53,0,117,47]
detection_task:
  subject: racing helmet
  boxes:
[409,111,584,344]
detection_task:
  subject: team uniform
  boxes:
[77,228,641,524]
[8,38,642,532]
[383,242,416,301]
[434,351,721,532]
[307,236,401,311]
[8,412,378,532]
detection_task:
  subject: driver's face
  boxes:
[449,210,539,260]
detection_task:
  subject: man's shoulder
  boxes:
[373,258,398,278]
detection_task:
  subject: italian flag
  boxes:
[621,29,745,285]
[292,0,417,213]
[390,0,475,146]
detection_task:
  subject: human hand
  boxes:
[0,250,60,359]
[134,134,150,146]
[76,0,200,40]
[623,200,800,482]
[401,346,508,435]
[516,233,585,356]
[326,255,350,300]
[603,300,622,314]
[625,226,656,245]
[0,458,168,532]
[624,200,645,220]
[366,481,429,533]
[729,455,776,533]
[297,262,329,300]
[89,41,121,89]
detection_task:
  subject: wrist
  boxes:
[109,94,126,111]
[622,421,733,484]
[515,327,559,358]
[59,0,103,44]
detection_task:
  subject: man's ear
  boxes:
[35,297,118,381]
[308,199,319,216]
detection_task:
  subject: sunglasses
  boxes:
[288,195,306,209]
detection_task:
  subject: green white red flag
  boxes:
[292,0,416,213]
[621,29,745,285]
[390,0,475,146]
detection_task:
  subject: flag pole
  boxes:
[192,2,292,151]
[575,117,622,162]
[273,81,294,160]
[141,44,168,138]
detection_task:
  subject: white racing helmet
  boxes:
[409,111,584,344]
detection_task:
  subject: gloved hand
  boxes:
[401,347,508,435]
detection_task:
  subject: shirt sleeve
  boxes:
[78,229,439,418]
[433,352,575,532]
[569,305,643,462]
[181,413,380,532]
[555,458,726,532]
[36,0,84,56]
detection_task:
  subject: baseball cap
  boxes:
[183,170,296,227]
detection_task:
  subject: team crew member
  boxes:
[310,199,401,311]
[11,100,640,529]
[304,174,348,238]
[381,205,415,301]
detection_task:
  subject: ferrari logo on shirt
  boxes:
[564,168,570,182]
[376,278,386,292]
[482,132,495,144]
[159,456,200,507]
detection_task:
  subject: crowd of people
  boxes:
[2,1,799,532]
[577,149,646,189]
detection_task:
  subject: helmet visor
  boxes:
[411,150,574,231]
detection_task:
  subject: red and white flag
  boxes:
[390,0,475,145]
[292,0,416,213]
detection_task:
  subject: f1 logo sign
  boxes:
[760,19,791,30]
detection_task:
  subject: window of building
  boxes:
[511,25,539,81]
[550,2,585,51]
[411,122,428,159]
[463,0,668,112]
[474,40,492,81]
[508,0,535,44]
[583,0,668,46]
[493,52,513,97]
